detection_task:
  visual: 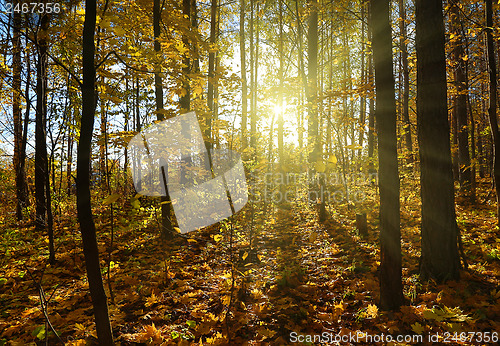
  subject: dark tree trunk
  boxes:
[278,0,284,172]
[208,0,218,145]
[12,3,28,220]
[399,0,412,161]
[180,0,191,112]
[367,6,375,167]
[358,0,367,161]
[20,40,31,205]
[307,0,319,202]
[370,0,403,311]
[485,0,500,225]
[34,12,55,264]
[250,0,259,149]
[77,0,114,343]
[239,0,247,149]
[450,0,472,194]
[296,0,304,163]
[154,0,174,239]
[415,0,460,282]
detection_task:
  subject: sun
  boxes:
[273,101,287,117]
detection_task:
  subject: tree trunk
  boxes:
[358,0,367,162]
[367,7,375,168]
[154,0,174,239]
[278,0,284,172]
[78,0,114,343]
[450,0,472,194]
[371,0,403,311]
[180,0,191,112]
[415,0,460,282]
[34,12,55,264]
[250,0,259,149]
[12,2,28,220]
[485,0,500,225]
[21,41,31,205]
[99,80,107,189]
[296,0,305,164]
[307,0,319,202]
[208,0,218,145]
[399,0,412,162]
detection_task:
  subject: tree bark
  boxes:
[485,0,500,225]
[278,0,284,172]
[358,0,367,162]
[12,2,28,220]
[154,0,174,239]
[371,0,403,311]
[399,0,412,161]
[34,12,55,264]
[367,6,375,168]
[208,0,218,145]
[180,0,191,113]
[78,0,114,343]
[450,0,472,194]
[415,0,460,282]
[307,0,319,202]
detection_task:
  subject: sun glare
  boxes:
[273,101,287,117]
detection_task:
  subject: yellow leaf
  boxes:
[113,26,126,36]
[411,322,425,334]
[145,293,159,307]
[214,234,223,242]
[130,198,140,209]
[328,154,337,164]
[257,328,277,338]
[309,231,318,243]
[366,304,378,318]
[174,227,181,233]
[315,160,326,173]
[74,323,86,332]
[187,238,197,243]
[103,193,120,205]
[242,251,248,261]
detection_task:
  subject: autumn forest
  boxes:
[0,0,500,344]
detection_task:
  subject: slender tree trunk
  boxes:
[450,0,472,194]
[154,0,174,239]
[296,0,305,164]
[78,0,114,343]
[250,0,259,149]
[99,79,107,188]
[399,0,412,162]
[12,3,27,220]
[358,0,366,162]
[208,0,217,146]
[35,12,55,264]
[371,0,403,311]
[21,43,31,204]
[278,0,284,171]
[67,129,73,196]
[307,0,319,202]
[180,0,191,112]
[485,0,500,225]
[239,0,248,149]
[367,7,375,168]
[416,0,460,282]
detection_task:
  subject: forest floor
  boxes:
[1,175,500,345]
